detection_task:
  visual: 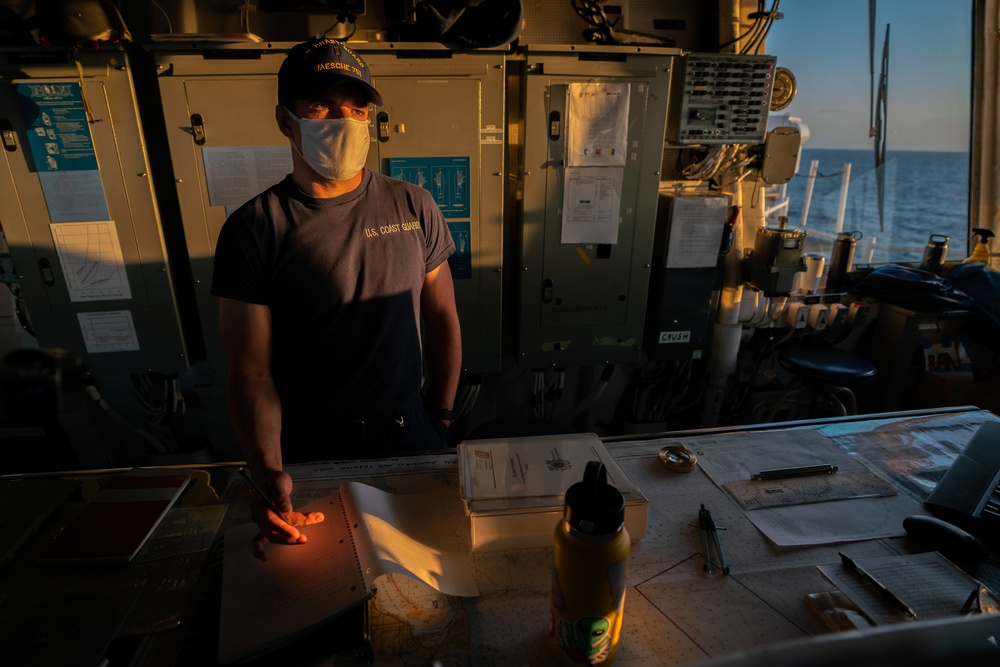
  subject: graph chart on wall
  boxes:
[50,221,131,301]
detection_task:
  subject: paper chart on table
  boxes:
[675,429,924,546]
[818,551,981,624]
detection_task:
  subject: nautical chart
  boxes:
[216,413,992,665]
[673,429,925,546]
[222,458,706,666]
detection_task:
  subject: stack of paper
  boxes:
[457,432,648,552]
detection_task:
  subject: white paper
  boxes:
[343,482,478,598]
[77,311,140,352]
[284,454,459,481]
[202,146,292,208]
[566,82,630,167]
[38,170,110,222]
[50,221,131,301]
[461,433,616,500]
[561,166,623,244]
[665,196,729,268]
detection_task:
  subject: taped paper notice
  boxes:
[566,82,629,167]
[78,311,140,353]
[560,166,622,244]
[50,221,131,302]
[203,146,292,208]
[665,196,728,269]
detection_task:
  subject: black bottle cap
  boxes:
[563,461,625,535]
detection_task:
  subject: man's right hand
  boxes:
[249,469,325,561]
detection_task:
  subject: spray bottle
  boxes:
[963,228,995,265]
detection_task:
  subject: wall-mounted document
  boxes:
[561,166,623,244]
[559,82,631,244]
[665,195,729,269]
[202,146,292,208]
[566,82,630,168]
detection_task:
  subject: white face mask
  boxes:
[286,109,371,182]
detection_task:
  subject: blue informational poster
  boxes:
[389,156,470,219]
[447,222,471,280]
[15,82,99,172]
[15,82,110,221]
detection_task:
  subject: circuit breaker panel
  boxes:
[517,45,677,369]
[153,43,504,380]
[666,53,776,145]
[0,47,189,374]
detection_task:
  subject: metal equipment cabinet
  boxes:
[516,45,677,369]
[151,42,505,379]
[0,46,189,374]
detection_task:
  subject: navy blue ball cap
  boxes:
[278,37,383,107]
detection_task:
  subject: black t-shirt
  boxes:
[212,170,455,423]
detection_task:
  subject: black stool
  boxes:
[763,343,877,422]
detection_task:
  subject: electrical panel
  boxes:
[666,53,776,145]
[0,47,190,374]
[644,192,728,361]
[152,42,504,380]
[518,45,678,369]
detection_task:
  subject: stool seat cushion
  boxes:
[778,344,877,385]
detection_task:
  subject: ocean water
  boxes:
[771,148,971,264]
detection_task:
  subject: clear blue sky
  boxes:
[767,0,972,151]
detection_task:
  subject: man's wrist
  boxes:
[427,405,456,422]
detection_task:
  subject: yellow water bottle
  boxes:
[550,461,630,666]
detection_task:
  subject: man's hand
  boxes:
[249,469,325,561]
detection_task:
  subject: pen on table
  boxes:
[838,551,918,619]
[237,467,290,525]
[751,464,838,481]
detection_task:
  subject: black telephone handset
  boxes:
[903,514,990,564]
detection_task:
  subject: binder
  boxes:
[218,481,480,665]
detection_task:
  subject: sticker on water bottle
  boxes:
[550,560,627,665]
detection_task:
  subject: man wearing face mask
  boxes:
[211,37,461,557]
